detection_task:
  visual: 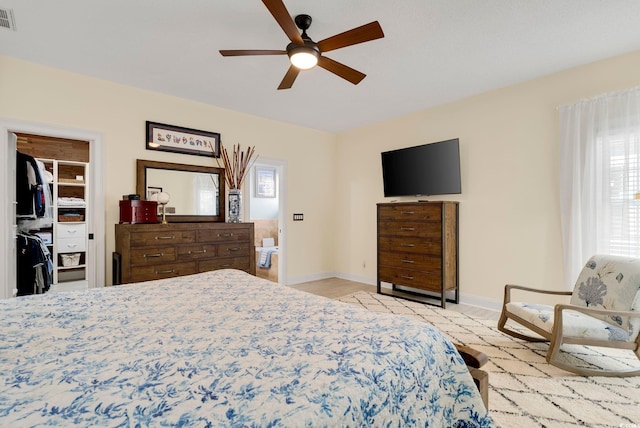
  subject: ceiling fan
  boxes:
[219,0,384,90]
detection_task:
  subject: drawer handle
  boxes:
[400,243,415,248]
[155,236,175,240]
[221,263,232,267]
[399,275,414,280]
[188,249,207,254]
[155,269,176,274]
[144,253,164,258]
[66,230,77,234]
[401,259,415,264]
[400,227,415,231]
[218,233,234,237]
[226,247,241,252]
[65,244,78,248]
[401,211,415,215]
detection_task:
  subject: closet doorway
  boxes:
[0,119,105,299]
[248,158,286,285]
[17,134,90,293]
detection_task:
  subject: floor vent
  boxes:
[0,8,16,31]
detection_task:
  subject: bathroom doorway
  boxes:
[248,158,286,284]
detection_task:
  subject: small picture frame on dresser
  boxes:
[147,186,162,201]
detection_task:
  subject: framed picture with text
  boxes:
[146,121,220,158]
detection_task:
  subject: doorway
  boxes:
[0,119,105,299]
[248,158,286,284]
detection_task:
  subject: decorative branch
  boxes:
[217,143,257,189]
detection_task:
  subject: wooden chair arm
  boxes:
[468,367,489,410]
[454,343,488,368]
[504,283,572,304]
[554,304,640,319]
[454,343,489,409]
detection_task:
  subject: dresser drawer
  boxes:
[218,242,251,257]
[130,246,176,264]
[378,204,442,222]
[177,244,218,260]
[57,223,86,238]
[378,251,442,272]
[378,266,447,292]
[378,236,441,255]
[115,222,256,284]
[199,256,251,272]
[130,262,197,282]
[197,228,251,243]
[56,236,86,253]
[378,221,442,238]
[130,230,196,247]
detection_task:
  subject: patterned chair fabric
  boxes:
[569,255,640,336]
[505,302,634,342]
[498,254,640,377]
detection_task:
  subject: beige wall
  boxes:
[4,49,640,305]
[335,50,640,308]
[0,55,338,285]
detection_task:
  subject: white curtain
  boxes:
[559,87,640,287]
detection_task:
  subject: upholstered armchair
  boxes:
[498,254,640,376]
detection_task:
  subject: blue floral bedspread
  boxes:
[0,269,492,427]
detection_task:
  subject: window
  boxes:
[559,87,640,284]
[606,130,640,256]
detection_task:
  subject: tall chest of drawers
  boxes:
[115,222,255,284]
[377,201,458,308]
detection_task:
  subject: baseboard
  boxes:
[335,272,376,286]
[459,293,502,313]
[286,271,338,286]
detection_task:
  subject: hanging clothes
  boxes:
[16,233,52,296]
[16,153,53,231]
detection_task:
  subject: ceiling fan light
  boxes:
[289,47,319,70]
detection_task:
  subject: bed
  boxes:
[0,269,492,426]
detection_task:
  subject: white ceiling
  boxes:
[2,0,640,133]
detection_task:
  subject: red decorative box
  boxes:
[119,200,158,224]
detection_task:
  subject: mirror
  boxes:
[136,159,226,222]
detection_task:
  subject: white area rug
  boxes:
[336,291,640,428]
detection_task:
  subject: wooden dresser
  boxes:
[377,201,458,308]
[115,222,255,284]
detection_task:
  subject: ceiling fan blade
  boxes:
[317,21,384,53]
[317,56,366,85]
[262,0,304,45]
[219,50,286,56]
[277,65,300,90]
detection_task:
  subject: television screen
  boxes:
[381,139,461,197]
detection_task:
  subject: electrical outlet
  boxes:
[293,213,304,221]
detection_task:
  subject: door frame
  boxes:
[247,156,287,285]
[0,118,105,299]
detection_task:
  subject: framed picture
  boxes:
[146,121,220,158]
[147,186,163,200]
[255,166,276,198]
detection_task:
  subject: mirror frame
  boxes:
[136,159,226,223]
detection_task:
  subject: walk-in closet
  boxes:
[15,133,91,295]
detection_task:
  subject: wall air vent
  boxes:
[0,8,16,31]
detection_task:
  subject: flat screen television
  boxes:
[381,138,461,197]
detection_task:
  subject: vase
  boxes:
[228,189,242,223]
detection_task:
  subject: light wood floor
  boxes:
[290,277,500,321]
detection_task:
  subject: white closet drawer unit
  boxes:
[56,237,86,253]
[57,223,87,238]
